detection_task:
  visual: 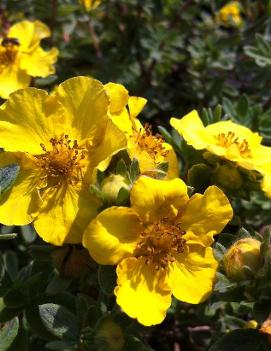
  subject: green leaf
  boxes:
[45,340,76,350]
[208,329,265,351]
[116,187,130,206]
[46,273,72,296]
[0,233,17,240]
[115,159,128,177]
[39,303,80,342]
[97,266,117,295]
[236,95,249,122]
[245,34,271,67]
[129,159,140,183]
[0,317,19,351]
[0,164,20,195]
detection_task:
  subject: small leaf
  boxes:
[0,233,17,240]
[0,164,20,194]
[39,303,80,342]
[0,317,19,351]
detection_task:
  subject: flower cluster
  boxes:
[0,9,271,337]
[0,71,236,326]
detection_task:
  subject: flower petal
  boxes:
[54,76,110,143]
[20,47,58,77]
[0,88,62,154]
[163,143,179,179]
[0,153,40,225]
[34,183,101,246]
[105,82,129,114]
[0,62,30,99]
[89,119,126,172]
[181,186,233,246]
[169,245,218,304]
[83,207,142,265]
[130,176,189,223]
[115,257,172,326]
[170,110,213,150]
[128,96,147,119]
[8,20,51,52]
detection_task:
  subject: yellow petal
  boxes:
[20,47,58,77]
[34,183,101,246]
[181,186,233,246]
[115,257,172,326]
[170,110,213,150]
[54,76,110,143]
[163,143,179,179]
[83,207,142,265]
[206,120,262,152]
[169,245,218,304]
[128,96,147,119]
[89,119,127,172]
[8,20,51,52]
[111,109,133,135]
[105,82,129,114]
[0,153,39,225]
[0,61,30,99]
[0,88,61,154]
[130,176,189,223]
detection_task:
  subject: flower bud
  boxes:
[95,319,125,351]
[223,238,262,281]
[214,164,243,190]
[245,320,258,329]
[101,174,130,203]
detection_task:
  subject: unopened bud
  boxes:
[96,319,125,351]
[101,174,130,203]
[223,238,262,281]
[245,320,258,329]
[214,164,243,190]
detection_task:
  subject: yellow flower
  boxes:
[83,176,233,326]
[223,238,262,281]
[80,0,102,11]
[170,110,271,197]
[0,20,59,99]
[0,76,126,246]
[105,83,179,179]
[216,1,242,27]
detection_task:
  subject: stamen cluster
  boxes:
[134,123,169,163]
[135,218,186,270]
[0,38,19,72]
[36,134,86,185]
[217,131,251,158]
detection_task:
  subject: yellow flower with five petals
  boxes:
[83,176,232,326]
[0,76,126,246]
[170,110,271,197]
[105,82,179,179]
[0,20,58,99]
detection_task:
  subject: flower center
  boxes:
[0,38,19,72]
[134,218,186,270]
[35,134,86,186]
[133,123,169,163]
[217,131,251,158]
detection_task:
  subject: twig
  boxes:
[88,16,102,59]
